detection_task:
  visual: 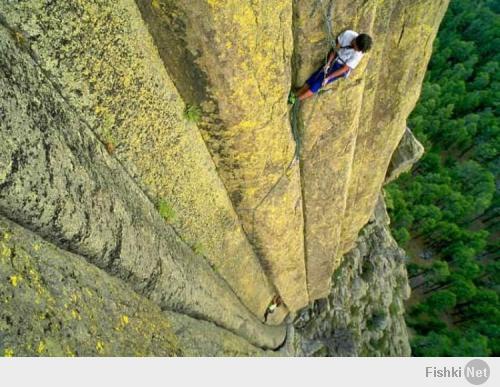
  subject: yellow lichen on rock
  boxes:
[0,216,271,356]
[0,0,277,319]
[9,274,22,287]
[3,348,14,357]
[0,0,449,353]
[294,0,449,300]
[137,0,309,311]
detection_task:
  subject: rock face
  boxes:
[293,122,425,356]
[0,0,280,321]
[385,128,424,183]
[294,197,411,356]
[294,0,449,300]
[0,0,448,355]
[136,0,308,312]
[0,24,284,349]
[0,216,270,356]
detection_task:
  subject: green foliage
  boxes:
[386,0,500,356]
[156,199,176,222]
[389,300,401,316]
[392,227,410,246]
[183,104,202,123]
[192,241,206,256]
[411,331,452,357]
[447,331,491,357]
[412,330,491,357]
[425,290,457,313]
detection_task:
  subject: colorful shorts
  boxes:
[306,60,349,93]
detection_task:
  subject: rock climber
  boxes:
[290,30,372,103]
[264,295,282,322]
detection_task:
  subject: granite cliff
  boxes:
[0,0,447,355]
[293,130,425,356]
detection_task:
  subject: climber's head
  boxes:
[354,34,373,53]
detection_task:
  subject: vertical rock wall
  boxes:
[0,25,285,349]
[294,124,426,356]
[385,128,424,183]
[0,0,280,320]
[294,197,412,356]
[136,0,309,311]
[294,0,449,300]
[0,0,449,354]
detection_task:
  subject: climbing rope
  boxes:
[290,97,302,160]
[321,0,337,56]
[296,0,339,144]
[252,2,340,320]
[287,0,339,163]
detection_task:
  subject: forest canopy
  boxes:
[385,0,499,356]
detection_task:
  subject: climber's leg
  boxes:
[292,65,326,103]
[289,82,311,104]
[298,89,315,101]
[295,83,310,96]
[297,66,325,101]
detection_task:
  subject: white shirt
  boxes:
[336,30,364,70]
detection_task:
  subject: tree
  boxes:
[425,290,457,313]
[393,227,410,246]
[447,330,491,357]
[411,205,443,237]
[454,289,499,325]
[411,332,452,356]
[413,261,450,292]
[388,0,499,356]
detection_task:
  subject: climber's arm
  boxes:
[324,39,342,72]
[327,50,336,64]
[325,64,350,82]
[326,40,341,66]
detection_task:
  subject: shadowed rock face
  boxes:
[385,128,424,183]
[0,216,271,357]
[295,196,412,357]
[294,0,449,300]
[0,0,280,321]
[0,25,285,349]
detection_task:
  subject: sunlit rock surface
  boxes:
[0,0,448,354]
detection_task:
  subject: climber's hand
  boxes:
[322,77,329,87]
